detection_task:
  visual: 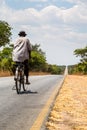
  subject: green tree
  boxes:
[0,46,12,59]
[29,51,46,71]
[74,46,87,74]
[74,46,87,59]
[0,46,13,72]
[32,44,45,56]
[47,64,62,74]
[29,44,47,71]
[0,21,12,47]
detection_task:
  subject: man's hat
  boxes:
[18,31,27,36]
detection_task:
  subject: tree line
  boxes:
[0,20,65,75]
[68,46,87,75]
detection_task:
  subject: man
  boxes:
[12,31,32,84]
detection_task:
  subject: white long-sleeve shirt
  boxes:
[12,36,32,62]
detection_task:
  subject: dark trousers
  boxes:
[23,60,29,77]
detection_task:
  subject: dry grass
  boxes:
[0,71,50,77]
[46,75,87,130]
[0,71,11,77]
[29,71,51,76]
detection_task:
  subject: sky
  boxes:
[0,0,87,65]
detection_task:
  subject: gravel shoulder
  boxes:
[46,75,87,130]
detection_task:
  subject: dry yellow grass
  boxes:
[0,71,50,77]
[46,75,87,130]
[0,71,11,77]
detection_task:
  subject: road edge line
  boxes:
[30,75,66,130]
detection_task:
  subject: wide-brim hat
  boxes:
[18,31,27,36]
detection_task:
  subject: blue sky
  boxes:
[6,0,74,10]
[0,0,87,65]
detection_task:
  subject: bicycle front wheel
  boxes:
[22,77,26,91]
[15,79,21,94]
[15,70,21,94]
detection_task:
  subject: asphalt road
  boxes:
[0,75,64,130]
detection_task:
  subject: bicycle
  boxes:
[14,62,27,94]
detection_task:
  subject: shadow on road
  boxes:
[18,90,38,94]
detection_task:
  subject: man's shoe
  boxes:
[25,81,31,84]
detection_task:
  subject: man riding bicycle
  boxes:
[12,31,32,84]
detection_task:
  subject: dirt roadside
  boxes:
[0,71,50,77]
[46,75,87,130]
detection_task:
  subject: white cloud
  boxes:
[24,0,48,2]
[0,2,86,29]
[0,0,5,4]
[64,0,87,4]
[0,1,87,65]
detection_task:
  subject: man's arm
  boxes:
[27,39,32,59]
